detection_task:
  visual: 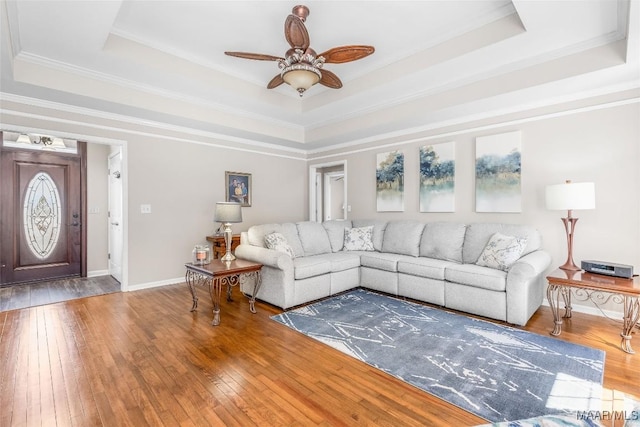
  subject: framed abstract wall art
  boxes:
[475,131,521,213]
[225,171,252,207]
[376,150,404,212]
[419,142,455,212]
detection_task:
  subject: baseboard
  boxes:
[542,299,623,321]
[126,277,183,292]
[87,269,109,278]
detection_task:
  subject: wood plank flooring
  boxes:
[0,276,121,312]
[0,283,638,426]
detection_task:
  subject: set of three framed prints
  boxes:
[376,131,521,213]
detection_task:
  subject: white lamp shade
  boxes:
[214,202,242,223]
[545,182,595,210]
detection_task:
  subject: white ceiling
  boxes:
[1,1,638,153]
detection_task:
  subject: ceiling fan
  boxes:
[225,5,375,97]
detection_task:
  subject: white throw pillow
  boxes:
[264,232,295,258]
[476,232,527,271]
[343,226,375,251]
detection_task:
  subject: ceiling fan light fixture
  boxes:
[278,48,324,96]
[282,67,321,96]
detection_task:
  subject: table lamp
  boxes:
[214,202,243,262]
[545,180,595,271]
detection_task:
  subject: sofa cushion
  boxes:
[351,219,387,251]
[281,223,305,258]
[322,220,352,252]
[360,252,417,272]
[264,232,295,258]
[381,221,425,257]
[247,223,282,247]
[463,223,542,264]
[343,226,375,251]
[296,221,332,256]
[476,232,527,271]
[444,264,507,292]
[420,222,466,263]
[397,257,452,280]
[360,252,398,272]
[293,256,332,280]
[319,252,361,272]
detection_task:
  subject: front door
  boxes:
[0,144,85,285]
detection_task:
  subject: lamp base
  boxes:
[221,252,236,262]
[559,261,581,271]
[221,222,236,262]
[559,214,581,272]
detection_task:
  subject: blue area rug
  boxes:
[271,289,605,423]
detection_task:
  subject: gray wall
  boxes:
[310,102,640,302]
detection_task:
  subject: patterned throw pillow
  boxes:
[476,232,527,271]
[264,232,295,258]
[343,226,375,251]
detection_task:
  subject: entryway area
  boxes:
[0,275,120,312]
[0,129,127,307]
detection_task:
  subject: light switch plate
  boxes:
[140,204,152,214]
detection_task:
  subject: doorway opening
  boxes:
[309,160,347,222]
[0,128,127,291]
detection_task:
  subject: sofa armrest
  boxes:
[234,244,293,271]
[508,250,552,280]
[505,250,552,325]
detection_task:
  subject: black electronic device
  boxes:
[581,260,634,279]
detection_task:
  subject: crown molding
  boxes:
[0,93,308,160]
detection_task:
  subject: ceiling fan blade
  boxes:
[267,74,285,89]
[225,52,283,61]
[284,14,310,49]
[319,69,342,89]
[319,45,375,64]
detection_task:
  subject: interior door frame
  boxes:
[308,160,347,222]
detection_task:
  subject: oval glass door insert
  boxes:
[23,172,62,259]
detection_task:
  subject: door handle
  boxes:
[111,221,120,226]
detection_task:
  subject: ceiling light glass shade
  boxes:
[43,137,66,150]
[545,181,595,210]
[16,134,31,144]
[214,202,243,223]
[282,69,321,94]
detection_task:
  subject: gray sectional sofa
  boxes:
[235,220,552,326]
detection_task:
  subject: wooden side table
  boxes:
[206,234,241,259]
[185,259,263,326]
[546,268,640,353]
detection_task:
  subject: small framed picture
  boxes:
[225,171,251,207]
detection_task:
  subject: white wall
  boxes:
[310,101,640,312]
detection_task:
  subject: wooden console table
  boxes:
[206,234,241,259]
[184,259,263,326]
[546,268,640,354]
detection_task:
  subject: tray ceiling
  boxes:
[1,1,638,152]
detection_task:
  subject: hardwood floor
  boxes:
[0,276,121,312]
[0,283,637,426]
